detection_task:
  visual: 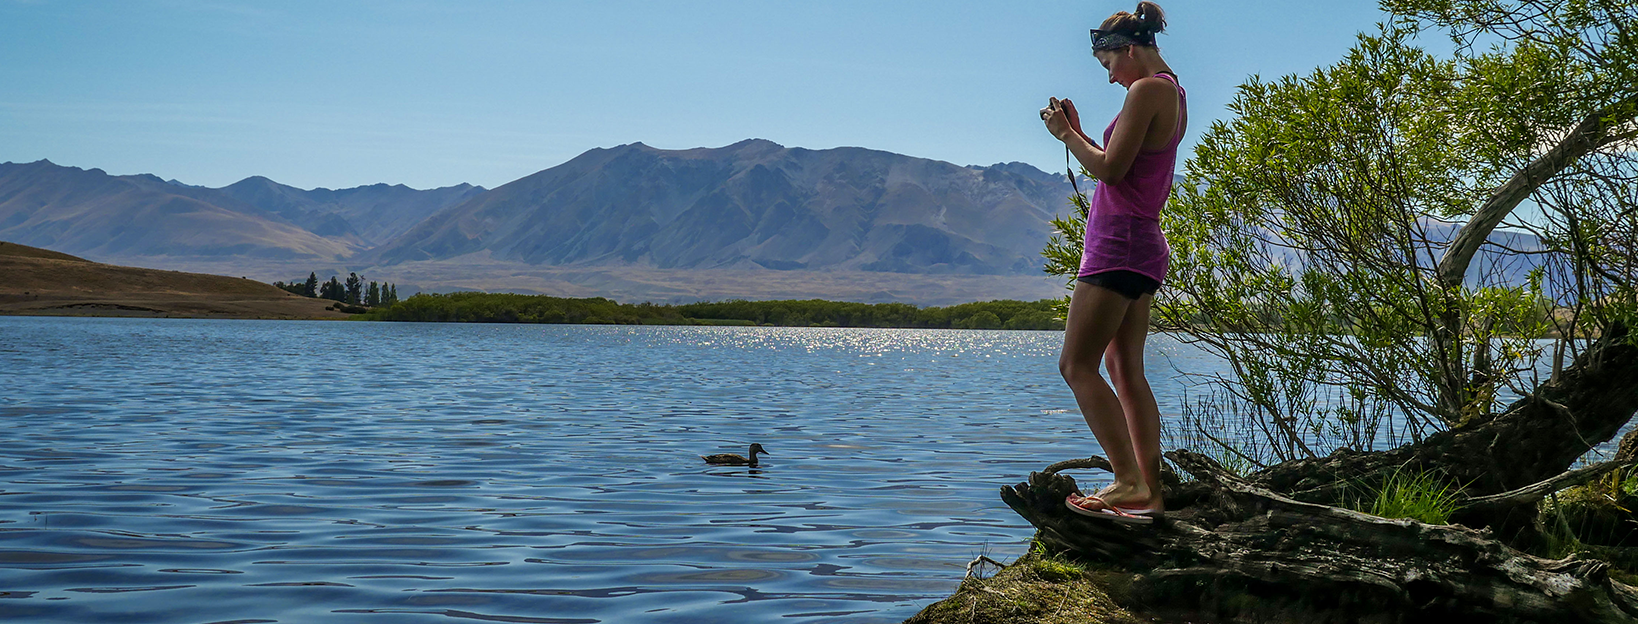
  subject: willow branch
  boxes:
[1436,94,1638,290]
[1463,459,1636,511]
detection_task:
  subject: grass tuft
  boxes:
[1344,466,1464,525]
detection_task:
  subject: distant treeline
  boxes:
[355,292,1064,330]
[274,272,400,307]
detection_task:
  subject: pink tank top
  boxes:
[1077,72,1186,284]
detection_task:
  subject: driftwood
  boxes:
[1002,449,1638,623]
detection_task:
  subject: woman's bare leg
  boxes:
[1104,292,1163,511]
[1059,280,1148,507]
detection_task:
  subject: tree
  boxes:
[388,284,398,305]
[1046,4,1637,463]
[319,276,344,302]
[366,281,380,307]
[345,273,363,305]
[303,272,319,298]
[1025,1,1638,619]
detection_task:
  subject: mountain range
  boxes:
[368,139,1075,275]
[0,141,1087,303]
[0,140,1553,305]
[0,160,483,260]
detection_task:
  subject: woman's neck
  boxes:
[1132,49,1174,79]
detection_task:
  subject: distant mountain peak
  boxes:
[0,160,361,261]
[229,175,280,187]
[615,138,788,157]
[726,138,784,149]
[0,159,59,169]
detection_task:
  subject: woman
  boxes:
[1040,1,1184,523]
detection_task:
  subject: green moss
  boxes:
[1027,555,1088,583]
[902,549,1141,624]
[1609,568,1638,587]
[1538,467,1638,561]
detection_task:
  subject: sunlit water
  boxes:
[0,317,1603,623]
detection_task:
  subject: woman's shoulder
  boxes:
[1130,75,1179,97]
[1121,76,1180,109]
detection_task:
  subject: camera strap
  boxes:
[1066,147,1084,216]
[1058,98,1089,217]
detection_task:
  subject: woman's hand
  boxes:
[1041,98,1075,143]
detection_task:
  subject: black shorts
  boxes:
[1077,270,1160,300]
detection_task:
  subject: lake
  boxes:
[0,317,1594,623]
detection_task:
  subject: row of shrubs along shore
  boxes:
[352,291,1065,330]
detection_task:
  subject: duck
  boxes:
[701,443,769,467]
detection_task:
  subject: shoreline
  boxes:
[0,306,349,321]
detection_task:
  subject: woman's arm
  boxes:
[1045,77,1173,185]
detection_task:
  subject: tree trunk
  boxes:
[1252,321,1638,504]
[1428,94,1638,404]
[1002,450,1638,623]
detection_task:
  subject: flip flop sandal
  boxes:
[1065,493,1119,513]
[1064,494,1160,525]
[1065,490,1127,511]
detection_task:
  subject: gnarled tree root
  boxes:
[1002,450,1638,623]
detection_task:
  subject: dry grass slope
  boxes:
[0,241,348,319]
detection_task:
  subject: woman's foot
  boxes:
[1068,482,1161,513]
[1064,496,1162,524]
[1066,484,1115,510]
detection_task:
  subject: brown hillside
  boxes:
[0,241,89,262]
[0,241,349,319]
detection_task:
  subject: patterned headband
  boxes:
[1090,28,1155,51]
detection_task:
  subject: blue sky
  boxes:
[1,1,1402,190]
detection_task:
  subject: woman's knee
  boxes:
[1114,374,1151,399]
[1109,361,1150,395]
[1059,352,1100,384]
[1106,357,1149,395]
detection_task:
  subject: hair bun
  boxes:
[1134,1,1167,34]
[1097,1,1167,46]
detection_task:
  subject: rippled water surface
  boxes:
[0,317,1247,622]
